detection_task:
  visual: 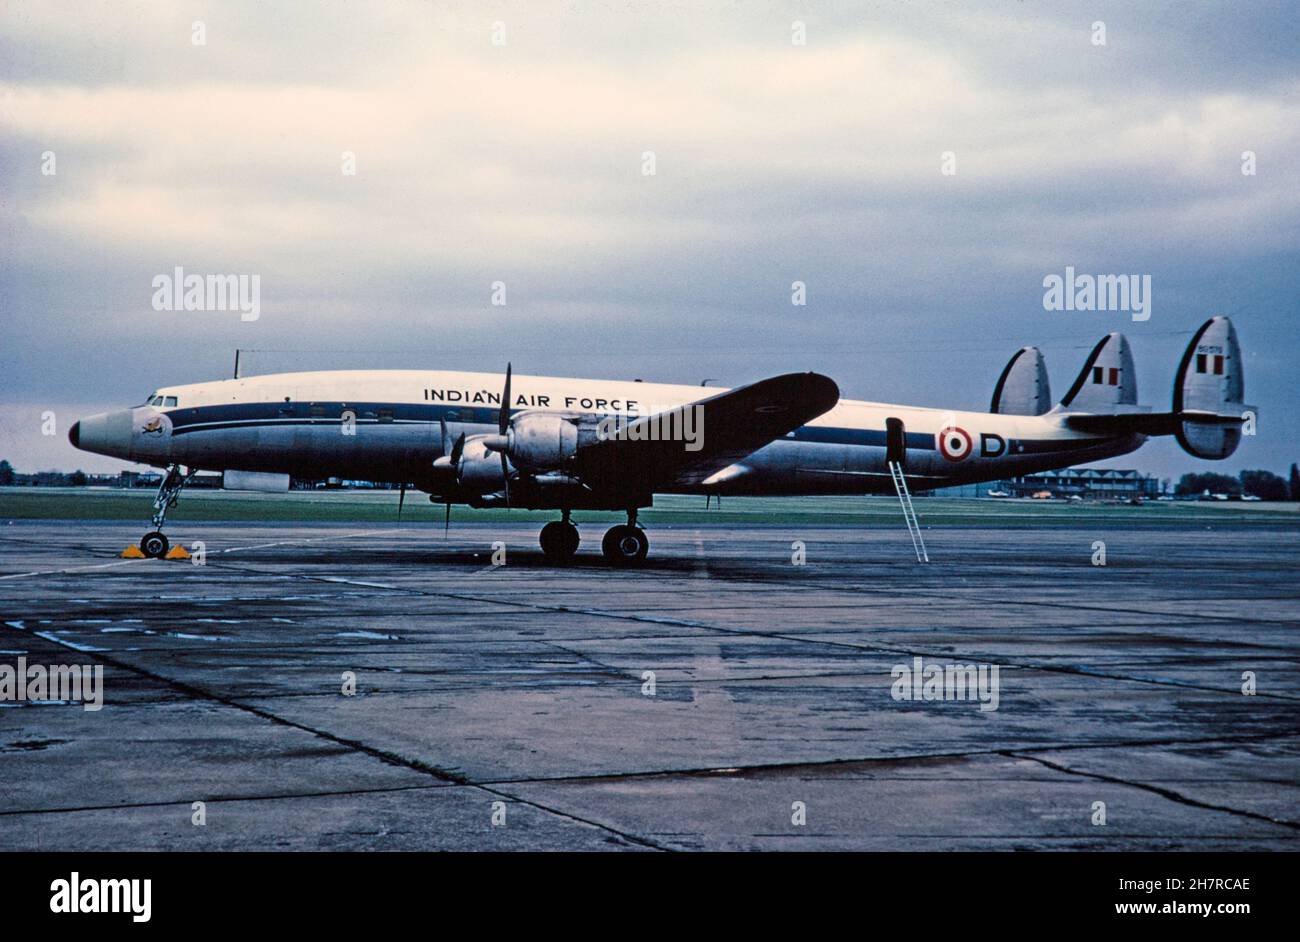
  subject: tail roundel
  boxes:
[1174,316,1253,459]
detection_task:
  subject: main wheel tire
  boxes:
[539,521,580,562]
[140,531,169,559]
[601,525,648,566]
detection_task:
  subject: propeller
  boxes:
[498,363,512,507]
[444,500,452,538]
[434,366,511,505]
[397,482,407,523]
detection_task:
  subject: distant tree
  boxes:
[68,469,88,487]
[1240,469,1288,501]
[1290,464,1300,501]
[0,460,13,486]
[1175,472,1241,497]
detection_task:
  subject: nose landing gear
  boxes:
[140,464,194,559]
[601,509,649,566]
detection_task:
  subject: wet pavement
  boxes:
[1,518,1297,850]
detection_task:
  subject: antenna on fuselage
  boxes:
[233,349,242,379]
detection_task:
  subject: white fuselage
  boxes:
[75,369,1144,503]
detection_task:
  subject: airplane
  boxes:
[69,316,1254,565]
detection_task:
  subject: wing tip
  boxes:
[804,371,841,409]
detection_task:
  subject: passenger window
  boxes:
[310,405,328,417]
[377,409,394,424]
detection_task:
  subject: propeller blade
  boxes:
[498,363,512,434]
[444,500,451,537]
[498,363,513,507]
[440,416,450,456]
[397,482,406,522]
[450,432,465,466]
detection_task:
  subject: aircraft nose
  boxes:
[70,410,134,459]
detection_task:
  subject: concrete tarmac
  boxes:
[1,517,1297,850]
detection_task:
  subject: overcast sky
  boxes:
[1,0,1297,478]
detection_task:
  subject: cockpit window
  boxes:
[151,396,164,406]
[163,396,178,407]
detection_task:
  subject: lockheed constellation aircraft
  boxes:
[70,317,1252,565]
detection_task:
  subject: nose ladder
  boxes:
[888,460,928,562]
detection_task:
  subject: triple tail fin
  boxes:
[1058,317,1255,460]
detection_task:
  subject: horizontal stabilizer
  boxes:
[1063,409,1251,437]
[991,346,1052,415]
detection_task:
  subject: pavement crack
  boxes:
[1004,751,1300,831]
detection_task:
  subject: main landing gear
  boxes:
[140,464,194,559]
[536,509,650,566]
[601,509,649,566]
[539,510,581,563]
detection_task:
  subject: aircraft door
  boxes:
[886,417,906,467]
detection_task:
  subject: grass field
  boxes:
[2,486,1297,528]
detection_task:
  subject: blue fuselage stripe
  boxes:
[165,402,944,450]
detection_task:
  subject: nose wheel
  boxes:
[539,511,580,562]
[140,531,170,559]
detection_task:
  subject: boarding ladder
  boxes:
[888,460,928,562]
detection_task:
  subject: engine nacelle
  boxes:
[506,413,580,470]
[455,436,512,489]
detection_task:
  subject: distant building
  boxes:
[118,470,162,488]
[118,470,219,488]
[926,481,991,498]
[998,468,1160,499]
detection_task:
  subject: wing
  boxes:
[573,372,840,498]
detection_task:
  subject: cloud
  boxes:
[0,0,1296,477]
